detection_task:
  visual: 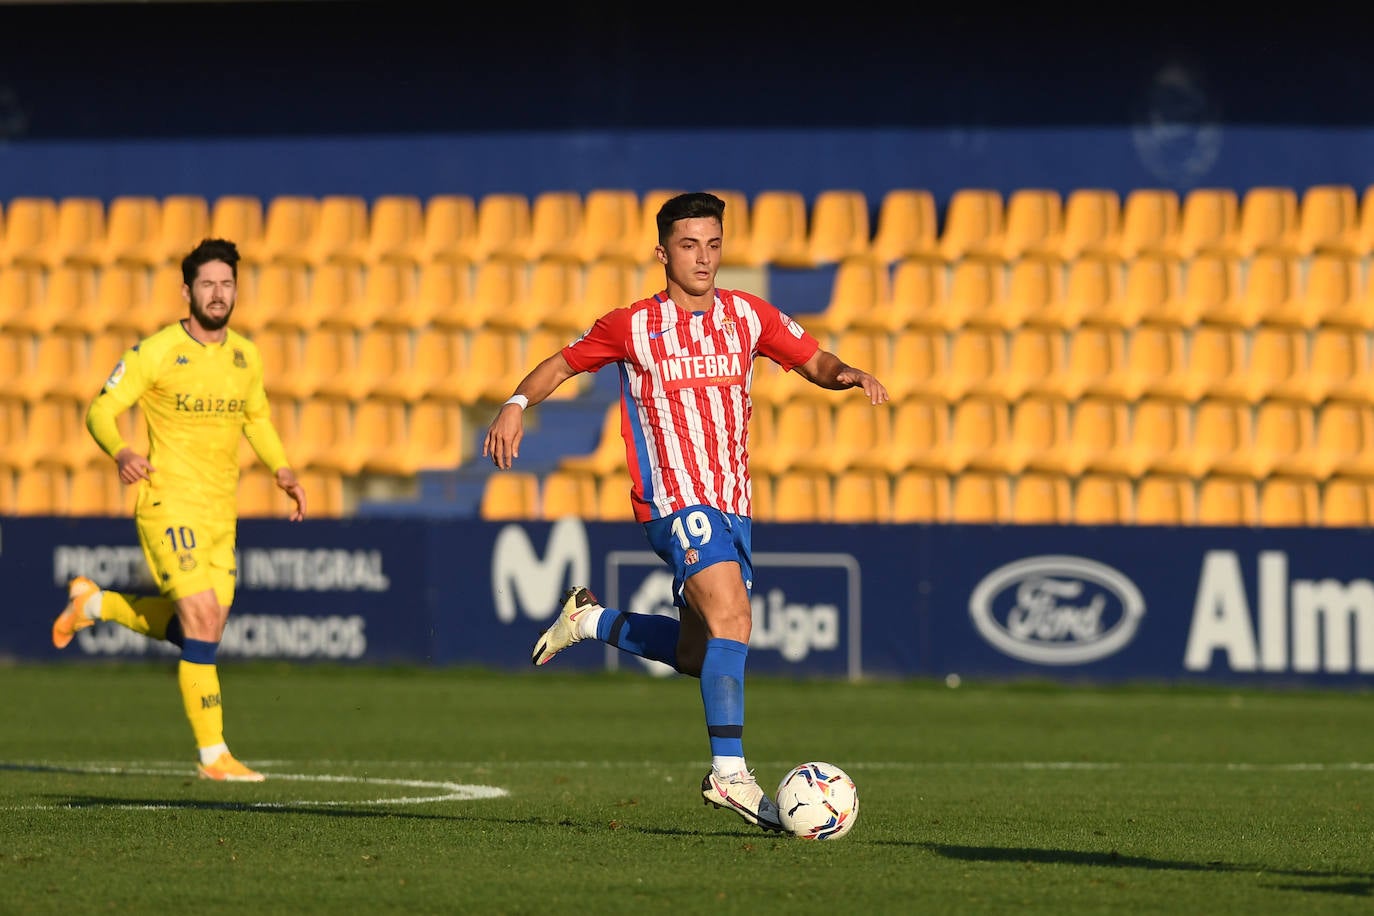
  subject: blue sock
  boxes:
[596,610,679,666]
[181,638,218,665]
[700,637,747,759]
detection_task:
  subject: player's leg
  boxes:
[530,587,681,668]
[142,512,264,782]
[52,581,183,648]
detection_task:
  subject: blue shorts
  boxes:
[643,505,753,609]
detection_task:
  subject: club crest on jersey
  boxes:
[684,548,700,566]
[233,348,247,368]
[719,315,738,340]
[106,360,127,388]
[178,553,197,572]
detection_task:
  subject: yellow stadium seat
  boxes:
[1112,324,1186,403]
[635,189,686,264]
[1072,473,1133,525]
[870,189,938,264]
[751,401,833,477]
[1297,184,1358,257]
[48,197,107,268]
[1157,398,1252,481]
[945,394,1013,475]
[595,472,636,522]
[364,194,425,266]
[299,468,345,518]
[1321,476,1374,526]
[1148,251,1236,330]
[1002,392,1073,476]
[884,257,946,333]
[289,262,367,333]
[418,193,480,264]
[0,262,45,330]
[1204,251,1291,331]
[1116,188,1180,259]
[1135,474,1195,525]
[998,325,1066,402]
[481,470,540,520]
[67,460,125,516]
[157,195,211,267]
[1116,396,1190,479]
[1048,324,1128,403]
[14,264,96,337]
[346,399,407,475]
[547,258,637,337]
[12,464,65,515]
[371,326,445,404]
[258,259,327,335]
[937,257,1004,332]
[1174,187,1239,258]
[747,190,810,267]
[540,468,598,520]
[801,189,872,267]
[1058,188,1121,260]
[1350,184,1374,260]
[102,195,163,268]
[285,326,353,402]
[490,258,579,333]
[60,263,147,338]
[795,257,890,335]
[1111,253,1181,330]
[347,327,411,402]
[999,188,1063,261]
[832,469,892,523]
[0,197,59,268]
[1303,251,1366,332]
[123,264,193,338]
[1011,470,1073,524]
[1258,476,1319,527]
[455,328,523,405]
[939,189,1003,262]
[938,325,1008,403]
[1147,324,1244,405]
[237,466,282,518]
[294,397,357,474]
[1236,325,1312,406]
[524,191,583,262]
[853,395,950,476]
[991,255,1063,332]
[1226,401,1312,481]
[1032,254,1118,332]
[16,398,99,471]
[891,468,950,523]
[1196,475,1258,526]
[345,260,417,332]
[405,260,475,332]
[1308,327,1374,406]
[772,469,833,522]
[794,399,889,476]
[252,195,319,267]
[307,194,370,267]
[462,257,529,334]
[577,189,641,263]
[210,195,266,264]
[1054,395,1131,479]
[706,189,753,267]
[1234,186,1300,258]
[15,333,81,405]
[884,327,947,402]
[950,471,1010,524]
[418,329,474,406]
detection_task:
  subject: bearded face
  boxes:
[186,260,236,331]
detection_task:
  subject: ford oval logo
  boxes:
[969,556,1145,664]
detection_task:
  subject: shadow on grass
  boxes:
[922,843,1373,898]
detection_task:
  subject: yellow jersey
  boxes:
[86,321,291,517]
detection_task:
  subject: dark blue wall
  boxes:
[1,3,1370,208]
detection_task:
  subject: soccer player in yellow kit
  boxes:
[51,237,306,782]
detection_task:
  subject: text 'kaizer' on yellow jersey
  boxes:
[85,321,291,516]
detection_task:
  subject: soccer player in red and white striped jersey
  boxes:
[485,191,888,830]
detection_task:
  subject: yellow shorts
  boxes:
[135,505,237,607]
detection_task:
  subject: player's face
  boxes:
[660,217,722,297]
[186,260,236,331]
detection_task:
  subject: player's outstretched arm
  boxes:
[794,349,890,405]
[483,352,580,470]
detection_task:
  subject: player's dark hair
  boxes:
[182,237,241,285]
[656,192,726,244]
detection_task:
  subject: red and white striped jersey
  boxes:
[562,287,819,522]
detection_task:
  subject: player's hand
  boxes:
[114,447,154,484]
[275,467,307,521]
[482,404,526,470]
[836,367,890,406]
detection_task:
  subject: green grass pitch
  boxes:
[1,662,1370,914]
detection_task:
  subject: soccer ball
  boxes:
[775,761,859,840]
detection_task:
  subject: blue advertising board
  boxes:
[2,516,1371,688]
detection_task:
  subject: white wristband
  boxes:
[504,394,529,410]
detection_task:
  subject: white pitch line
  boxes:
[0,761,507,810]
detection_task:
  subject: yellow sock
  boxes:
[177,660,225,750]
[99,592,178,640]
